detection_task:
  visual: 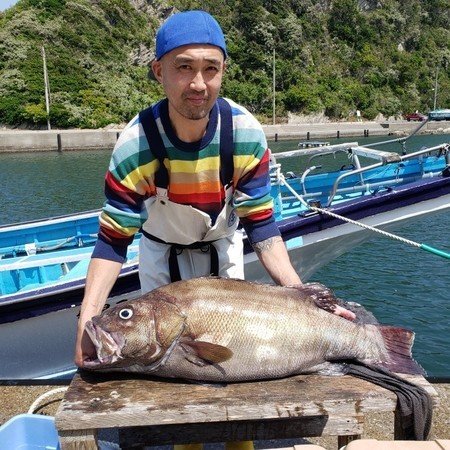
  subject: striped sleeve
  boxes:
[93,115,158,261]
[228,100,280,244]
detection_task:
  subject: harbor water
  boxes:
[0,134,449,377]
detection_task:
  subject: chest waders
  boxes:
[138,98,235,283]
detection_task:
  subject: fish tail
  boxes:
[378,326,426,375]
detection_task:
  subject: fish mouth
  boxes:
[83,321,125,369]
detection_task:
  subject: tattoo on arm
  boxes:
[252,236,283,254]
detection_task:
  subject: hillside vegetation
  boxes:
[0,0,449,128]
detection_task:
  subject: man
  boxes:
[75,10,353,369]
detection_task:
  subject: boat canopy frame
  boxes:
[270,141,450,208]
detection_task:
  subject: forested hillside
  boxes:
[0,0,449,128]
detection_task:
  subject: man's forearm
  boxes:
[74,257,123,367]
[252,236,302,286]
[253,237,355,321]
[78,258,123,327]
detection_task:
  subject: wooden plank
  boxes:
[350,146,401,163]
[56,372,402,431]
[118,414,364,447]
[58,429,98,450]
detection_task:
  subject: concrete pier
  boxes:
[263,120,450,141]
[0,129,119,152]
[0,121,448,152]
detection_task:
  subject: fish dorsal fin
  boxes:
[181,338,233,366]
[291,282,339,313]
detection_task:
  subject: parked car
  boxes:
[428,109,450,121]
[404,112,427,122]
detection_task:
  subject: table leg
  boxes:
[58,429,98,450]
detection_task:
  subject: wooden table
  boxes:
[55,371,437,450]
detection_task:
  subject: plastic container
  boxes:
[0,414,60,450]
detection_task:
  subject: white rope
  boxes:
[27,387,122,449]
[27,386,68,414]
[277,172,422,248]
[305,204,420,247]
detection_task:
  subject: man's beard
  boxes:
[177,92,213,120]
[179,107,209,120]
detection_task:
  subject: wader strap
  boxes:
[138,98,234,189]
[138,101,169,188]
[216,97,234,187]
[142,230,219,282]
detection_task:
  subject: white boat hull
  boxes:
[0,290,141,380]
[244,191,450,282]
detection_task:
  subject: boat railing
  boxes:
[280,172,443,205]
[0,247,141,274]
[272,142,358,162]
[0,252,93,273]
[364,118,431,151]
[270,142,449,208]
[1,230,143,260]
[325,143,449,206]
[271,141,402,187]
[0,233,98,259]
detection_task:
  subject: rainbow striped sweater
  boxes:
[93,97,280,262]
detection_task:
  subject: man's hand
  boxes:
[289,282,357,322]
[74,324,96,368]
[332,304,356,321]
[73,258,123,367]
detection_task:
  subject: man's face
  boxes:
[152,45,225,122]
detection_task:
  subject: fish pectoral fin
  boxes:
[180,339,233,366]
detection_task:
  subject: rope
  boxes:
[277,172,450,260]
[303,202,421,248]
[27,386,68,414]
[26,386,121,450]
[38,233,98,252]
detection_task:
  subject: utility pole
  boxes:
[272,47,276,125]
[42,46,51,130]
[433,66,439,110]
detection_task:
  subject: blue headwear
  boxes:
[155,11,227,60]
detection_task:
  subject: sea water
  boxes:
[0,134,449,377]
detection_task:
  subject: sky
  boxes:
[0,0,18,11]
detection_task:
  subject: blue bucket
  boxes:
[0,414,60,450]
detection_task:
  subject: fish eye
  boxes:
[118,308,133,320]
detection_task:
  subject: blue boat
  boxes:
[428,108,450,121]
[0,211,140,306]
[0,139,449,379]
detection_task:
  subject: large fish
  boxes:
[83,277,423,381]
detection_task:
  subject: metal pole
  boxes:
[433,66,438,110]
[42,46,51,130]
[272,47,275,125]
